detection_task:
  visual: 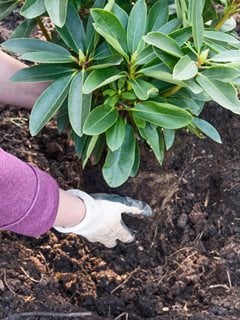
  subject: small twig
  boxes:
[19,266,43,283]
[209,284,230,291]
[226,270,232,289]
[111,267,140,294]
[150,225,158,249]
[3,269,17,296]
[2,311,92,320]
[114,312,129,320]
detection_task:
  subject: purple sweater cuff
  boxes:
[0,149,59,236]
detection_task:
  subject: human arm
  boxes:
[0,50,48,109]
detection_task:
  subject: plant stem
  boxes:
[37,18,51,41]
[214,2,238,30]
[162,84,182,98]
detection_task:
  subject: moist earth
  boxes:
[1,15,240,320]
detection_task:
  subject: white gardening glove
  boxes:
[54,189,153,248]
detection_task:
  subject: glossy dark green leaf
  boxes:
[130,142,140,178]
[153,48,178,69]
[91,8,128,59]
[130,79,158,100]
[45,0,68,27]
[11,65,75,82]
[10,19,37,39]
[169,27,192,46]
[163,128,175,150]
[1,38,71,55]
[127,0,147,53]
[106,116,126,151]
[191,0,204,52]
[158,18,182,34]
[0,1,17,21]
[56,100,69,133]
[201,66,240,81]
[30,74,73,135]
[196,74,240,114]
[204,30,239,45]
[91,134,106,165]
[21,51,75,63]
[56,3,85,54]
[83,104,118,135]
[147,0,168,32]
[112,3,128,29]
[85,0,105,53]
[139,123,164,164]
[135,46,155,66]
[143,32,183,58]
[83,67,124,94]
[20,0,46,19]
[210,50,240,62]
[192,118,222,143]
[82,135,99,168]
[87,54,123,71]
[73,133,88,158]
[134,101,192,129]
[173,55,198,80]
[69,72,92,137]
[103,124,136,187]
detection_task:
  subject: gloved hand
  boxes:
[54,189,153,248]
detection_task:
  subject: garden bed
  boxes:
[1,16,240,320]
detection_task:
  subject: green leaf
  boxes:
[196,74,240,114]
[69,72,92,137]
[73,133,88,158]
[163,128,175,150]
[91,8,128,59]
[103,124,136,187]
[112,3,128,29]
[20,0,46,19]
[106,116,126,151]
[83,67,124,94]
[45,0,68,27]
[82,135,99,168]
[56,100,69,134]
[30,74,73,135]
[0,1,17,21]
[91,134,106,165]
[173,55,198,80]
[21,51,74,63]
[140,67,186,87]
[210,50,240,62]
[191,0,204,52]
[133,101,192,129]
[11,65,75,82]
[169,27,192,46]
[83,104,118,135]
[87,54,123,71]
[192,118,222,143]
[139,123,164,164]
[153,48,178,69]
[135,46,155,65]
[1,38,71,55]
[130,142,140,178]
[204,30,240,45]
[143,32,183,58]
[158,18,182,34]
[201,66,240,81]
[133,112,146,128]
[130,79,158,100]
[56,3,85,54]
[127,0,147,54]
[147,0,169,32]
[85,0,105,53]
[10,19,37,38]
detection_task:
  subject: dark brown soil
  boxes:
[1,15,240,320]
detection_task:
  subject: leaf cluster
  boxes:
[1,0,240,186]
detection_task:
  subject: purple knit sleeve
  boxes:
[0,148,59,236]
